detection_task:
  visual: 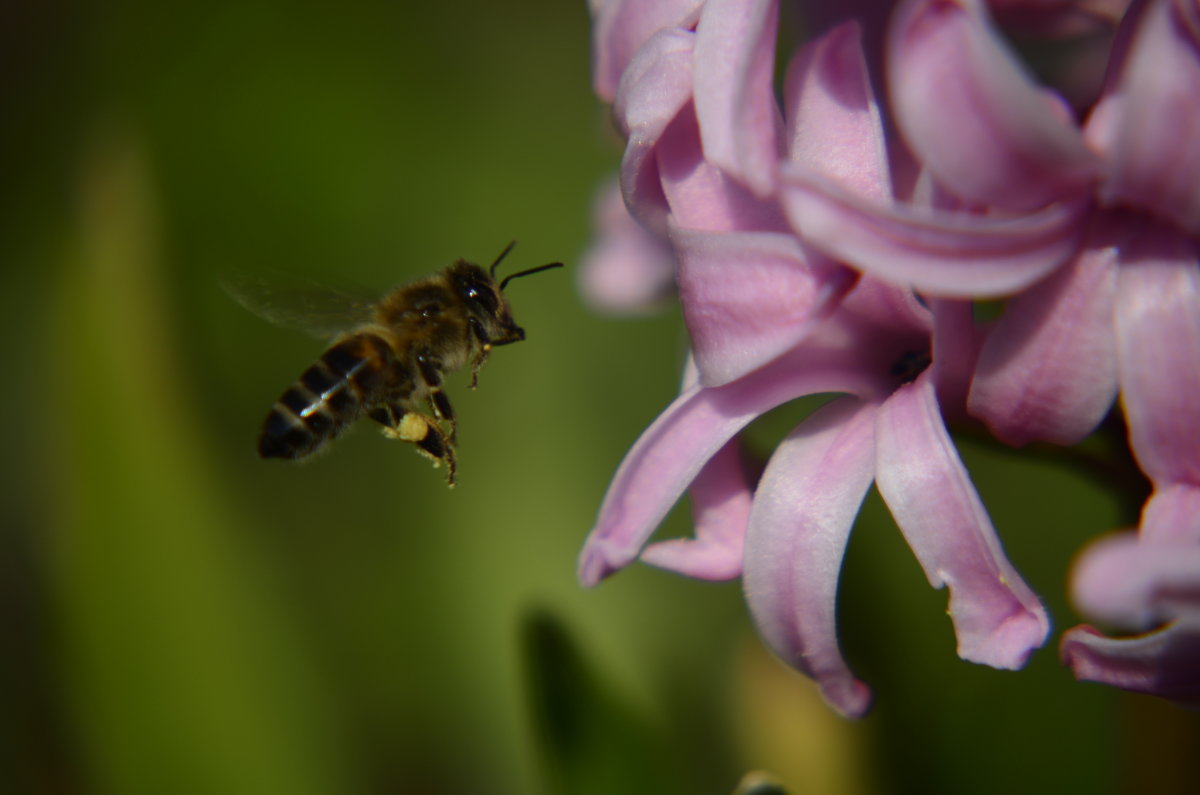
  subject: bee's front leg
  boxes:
[467,317,492,390]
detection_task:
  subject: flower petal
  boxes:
[743,397,878,718]
[615,27,697,234]
[640,439,755,581]
[1060,621,1200,708]
[1140,482,1200,545]
[888,0,1100,210]
[929,298,986,420]
[1093,0,1200,233]
[782,20,891,202]
[579,177,676,314]
[591,0,703,102]
[874,373,1050,668]
[579,346,894,586]
[1070,531,1200,630]
[779,166,1087,296]
[693,0,783,197]
[1114,225,1200,485]
[657,106,788,232]
[968,220,1119,445]
[672,226,856,386]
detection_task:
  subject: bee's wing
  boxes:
[223,273,378,339]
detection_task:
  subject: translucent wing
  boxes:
[223,272,378,339]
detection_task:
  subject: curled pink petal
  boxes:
[968,220,1119,445]
[614,27,696,142]
[579,347,894,586]
[693,0,783,197]
[615,28,697,233]
[888,0,1100,210]
[874,373,1050,668]
[743,397,878,718]
[672,226,856,386]
[591,0,703,102]
[657,107,788,232]
[783,20,891,202]
[640,439,754,581]
[1114,226,1200,485]
[579,178,676,314]
[1061,622,1200,708]
[779,166,1087,296]
[1095,0,1200,233]
[1070,531,1200,629]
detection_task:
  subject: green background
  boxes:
[2,1,1196,793]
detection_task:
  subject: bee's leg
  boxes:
[375,405,457,487]
[402,413,457,488]
[467,317,493,390]
[367,404,401,428]
[416,352,457,441]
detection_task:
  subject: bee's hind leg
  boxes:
[415,351,457,441]
[370,404,458,487]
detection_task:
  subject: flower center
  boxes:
[889,350,931,385]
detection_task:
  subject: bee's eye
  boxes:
[464,282,499,314]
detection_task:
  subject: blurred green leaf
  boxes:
[44,126,357,795]
[521,607,679,795]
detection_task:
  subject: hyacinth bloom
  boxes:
[583,0,1200,709]
[579,278,1050,717]
[578,9,1053,717]
[780,0,1200,704]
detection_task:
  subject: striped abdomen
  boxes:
[258,333,396,459]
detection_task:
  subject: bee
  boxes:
[251,242,562,486]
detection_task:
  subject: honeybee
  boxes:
[250,242,562,486]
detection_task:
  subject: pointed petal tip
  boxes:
[958,604,1050,670]
[577,544,626,587]
[820,676,874,718]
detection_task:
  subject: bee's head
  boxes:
[451,242,562,346]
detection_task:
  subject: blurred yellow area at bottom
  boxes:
[733,635,875,795]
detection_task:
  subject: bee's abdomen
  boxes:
[258,333,394,459]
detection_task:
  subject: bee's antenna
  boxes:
[500,262,564,292]
[489,240,518,279]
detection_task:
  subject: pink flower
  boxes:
[578,12,1050,716]
[579,274,1050,717]
[582,0,1199,710]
